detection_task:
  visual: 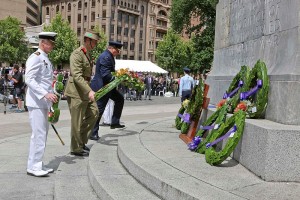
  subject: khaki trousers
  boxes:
[67,97,98,152]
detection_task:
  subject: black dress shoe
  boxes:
[110,124,126,129]
[89,135,100,141]
[70,151,89,156]
[83,145,90,152]
[99,122,110,126]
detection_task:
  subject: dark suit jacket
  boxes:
[90,49,115,92]
[144,76,153,89]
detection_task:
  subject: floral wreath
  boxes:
[236,60,269,118]
[180,81,204,134]
[205,110,246,165]
[194,104,228,154]
[220,65,250,113]
[175,105,186,130]
[48,74,64,124]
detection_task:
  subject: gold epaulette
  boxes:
[34,51,41,56]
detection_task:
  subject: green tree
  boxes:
[44,13,78,68]
[170,0,218,73]
[155,29,192,73]
[90,25,108,62]
[0,16,29,64]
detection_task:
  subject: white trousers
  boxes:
[27,107,49,171]
[103,99,115,124]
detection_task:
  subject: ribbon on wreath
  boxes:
[199,124,220,130]
[177,113,191,124]
[240,80,263,100]
[206,125,237,148]
[223,80,244,99]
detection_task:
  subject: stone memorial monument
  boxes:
[207,0,300,181]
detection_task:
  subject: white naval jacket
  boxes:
[25,49,54,109]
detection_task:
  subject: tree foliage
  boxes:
[0,16,29,64]
[90,25,108,62]
[44,14,78,67]
[170,0,218,73]
[155,29,192,73]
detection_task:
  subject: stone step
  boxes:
[117,120,254,200]
[87,123,160,200]
[54,153,99,200]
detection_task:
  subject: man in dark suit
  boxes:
[90,41,125,140]
[144,73,153,100]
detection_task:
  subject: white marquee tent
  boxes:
[115,60,168,74]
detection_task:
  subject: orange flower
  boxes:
[234,102,247,113]
[217,99,227,108]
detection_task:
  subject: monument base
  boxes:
[207,108,300,182]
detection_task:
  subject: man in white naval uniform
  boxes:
[25,32,58,177]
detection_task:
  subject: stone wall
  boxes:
[208,0,300,125]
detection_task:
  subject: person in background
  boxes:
[25,32,58,177]
[8,64,24,112]
[64,30,100,156]
[179,67,194,102]
[144,73,153,100]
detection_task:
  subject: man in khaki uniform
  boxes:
[64,30,100,156]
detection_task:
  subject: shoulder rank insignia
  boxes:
[34,51,40,56]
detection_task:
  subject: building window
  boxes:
[68,3,71,12]
[155,41,159,48]
[117,26,122,35]
[140,31,143,39]
[124,14,129,23]
[102,25,106,32]
[77,27,81,36]
[78,14,81,23]
[141,6,144,14]
[118,12,122,21]
[128,3,130,8]
[112,0,115,6]
[91,12,95,22]
[123,55,127,59]
[85,2,87,8]
[91,25,94,29]
[84,15,87,22]
[125,2,127,7]
[62,5,64,10]
[139,43,142,52]
[130,56,134,60]
[123,42,128,50]
[102,10,106,18]
[131,29,135,38]
[158,10,167,17]
[46,7,49,15]
[139,56,142,60]
[140,18,143,26]
[130,16,135,24]
[103,0,107,5]
[116,55,121,59]
[150,29,153,37]
[92,0,96,7]
[121,1,123,6]
[111,12,115,20]
[130,43,134,50]
[124,28,128,36]
[78,1,82,10]
[110,25,114,34]
[68,16,71,23]
[135,5,137,10]
[56,5,59,13]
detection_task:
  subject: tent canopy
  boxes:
[115,60,168,74]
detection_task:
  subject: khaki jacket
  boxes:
[64,46,92,100]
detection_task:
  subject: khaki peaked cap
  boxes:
[84,30,100,41]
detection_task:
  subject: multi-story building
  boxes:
[41,0,171,62]
[0,0,41,27]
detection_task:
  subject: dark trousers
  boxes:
[181,90,192,102]
[92,88,124,136]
